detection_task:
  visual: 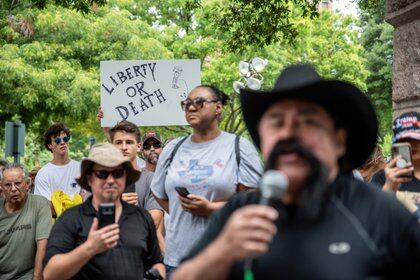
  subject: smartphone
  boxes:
[175,186,190,198]
[98,203,115,228]
[392,142,414,178]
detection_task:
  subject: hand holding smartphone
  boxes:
[98,203,115,228]
[175,186,190,198]
[392,142,414,179]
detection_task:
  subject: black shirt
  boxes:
[371,169,420,192]
[183,174,420,279]
[371,170,420,218]
[44,197,162,280]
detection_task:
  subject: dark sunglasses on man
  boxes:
[54,136,70,144]
[180,97,219,111]
[143,142,162,150]
[92,168,125,180]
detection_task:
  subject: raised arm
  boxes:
[97,106,111,143]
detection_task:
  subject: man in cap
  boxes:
[133,131,164,208]
[43,143,164,280]
[0,163,52,280]
[142,131,163,172]
[136,131,165,251]
[172,64,420,279]
[372,111,420,217]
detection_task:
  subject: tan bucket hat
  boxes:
[76,143,140,191]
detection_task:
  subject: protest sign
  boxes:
[100,59,201,126]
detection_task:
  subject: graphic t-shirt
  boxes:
[34,160,81,200]
[371,170,420,218]
[151,132,263,266]
[0,195,52,279]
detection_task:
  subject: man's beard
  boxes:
[103,187,119,202]
[265,138,330,223]
[146,153,159,165]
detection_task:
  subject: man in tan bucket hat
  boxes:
[43,143,165,280]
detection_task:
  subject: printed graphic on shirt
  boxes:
[177,160,214,184]
[0,224,32,236]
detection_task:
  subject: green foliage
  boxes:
[201,12,369,136]
[208,0,319,52]
[0,3,174,162]
[358,0,393,138]
[361,21,393,137]
[1,0,107,14]
[0,0,383,166]
[357,0,386,23]
[379,133,392,157]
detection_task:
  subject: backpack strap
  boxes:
[235,134,240,167]
[165,135,189,170]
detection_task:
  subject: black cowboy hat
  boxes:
[240,64,378,170]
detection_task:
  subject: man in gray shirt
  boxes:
[134,131,165,252]
[135,131,164,209]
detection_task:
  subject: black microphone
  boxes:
[244,170,288,280]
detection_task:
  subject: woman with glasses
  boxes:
[151,85,263,276]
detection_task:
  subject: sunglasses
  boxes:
[143,143,162,150]
[92,168,125,180]
[54,136,70,144]
[180,97,219,111]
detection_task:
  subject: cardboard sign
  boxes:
[100,59,201,127]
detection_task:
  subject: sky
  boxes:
[333,0,360,17]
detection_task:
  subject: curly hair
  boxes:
[43,123,70,152]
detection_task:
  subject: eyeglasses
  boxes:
[54,136,70,144]
[2,181,24,189]
[143,143,162,150]
[92,169,125,180]
[180,97,219,111]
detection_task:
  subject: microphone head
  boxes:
[260,170,288,201]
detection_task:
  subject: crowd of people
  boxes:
[0,64,419,280]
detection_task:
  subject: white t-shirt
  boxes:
[34,160,81,200]
[151,132,263,266]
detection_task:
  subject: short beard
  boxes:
[265,138,330,224]
[103,188,119,203]
[146,153,159,165]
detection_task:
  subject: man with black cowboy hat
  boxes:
[43,143,164,280]
[172,64,420,279]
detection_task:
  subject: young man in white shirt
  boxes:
[34,123,83,217]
